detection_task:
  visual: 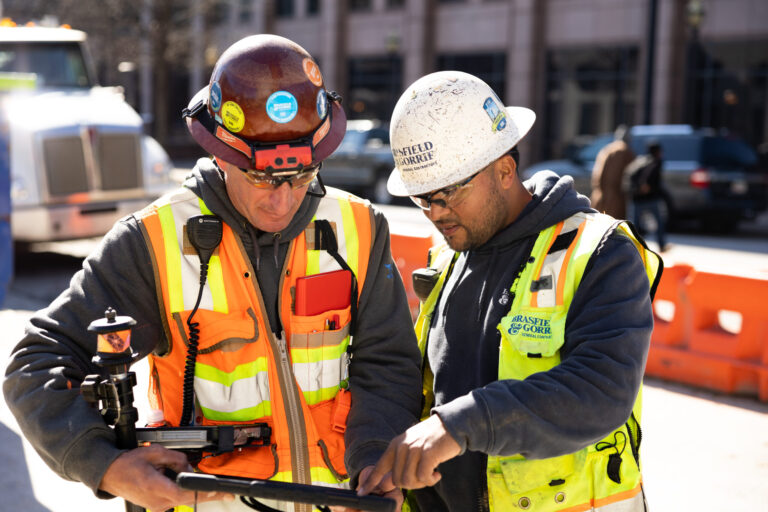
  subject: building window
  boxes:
[436,52,506,99]
[206,0,230,26]
[275,0,294,17]
[239,0,253,23]
[347,56,403,121]
[349,0,372,12]
[690,40,768,148]
[544,46,638,160]
[307,0,320,15]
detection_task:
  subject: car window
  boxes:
[366,128,389,147]
[337,130,367,152]
[702,136,758,167]
[576,134,613,162]
[630,135,701,162]
[0,42,91,88]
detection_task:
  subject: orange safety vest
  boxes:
[136,186,373,487]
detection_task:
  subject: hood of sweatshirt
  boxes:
[481,170,594,252]
[184,157,322,267]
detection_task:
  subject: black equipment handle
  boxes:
[176,472,396,512]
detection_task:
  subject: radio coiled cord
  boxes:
[180,215,223,427]
[179,263,208,426]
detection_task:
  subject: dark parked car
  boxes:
[522,125,768,231]
[320,119,397,204]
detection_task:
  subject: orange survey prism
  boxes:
[294,269,352,316]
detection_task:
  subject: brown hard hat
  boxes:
[183,34,346,170]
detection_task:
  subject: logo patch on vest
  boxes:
[503,313,552,340]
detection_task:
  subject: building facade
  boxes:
[168,0,768,164]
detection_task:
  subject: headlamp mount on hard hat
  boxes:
[182,90,342,172]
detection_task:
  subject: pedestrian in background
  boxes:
[628,140,669,252]
[359,71,662,512]
[590,124,635,218]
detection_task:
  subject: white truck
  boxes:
[0,22,176,243]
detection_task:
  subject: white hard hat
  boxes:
[387,71,536,197]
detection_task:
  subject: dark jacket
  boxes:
[629,154,664,200]
[3,158,422,497]
[412,171,654,511]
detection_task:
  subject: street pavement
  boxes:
[1,208,767,511]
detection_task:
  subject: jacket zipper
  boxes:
[273,238,311,489]
[238,231,311,500]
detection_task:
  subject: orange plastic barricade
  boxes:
[646,268,768,401]
[650,263,693,346]
[684,270,768,360]
[389,226,437,320]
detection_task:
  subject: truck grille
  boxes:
[98,134,141,190]
[42,131,141,197]
[42,136,89,196]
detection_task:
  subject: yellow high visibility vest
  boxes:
[414,212,662,512]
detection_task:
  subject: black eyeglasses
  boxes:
[239,163,322,189]
[410,167,485,211]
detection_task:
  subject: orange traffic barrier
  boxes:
[389,227,436,319]
[650,263,693,346]
[685,270,768,360]
[646,268,768,401]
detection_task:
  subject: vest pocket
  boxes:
[309,399,349,483]
[497,306,567,357]
[172,308,271,423]
[488,450,587,509]
[173,307,261,353]
[289,306,352,406]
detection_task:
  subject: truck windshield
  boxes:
[0,41,91,88]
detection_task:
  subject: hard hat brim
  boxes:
[185,86,347,170]
[387,105,536,197]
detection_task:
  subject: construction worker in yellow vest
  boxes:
[359,71,662,511]
[3,35,422,511]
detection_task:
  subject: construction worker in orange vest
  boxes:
[3,35,421,512]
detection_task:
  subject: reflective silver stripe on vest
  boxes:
[292,357,345,395]
[531,214,583,308]
[594,488,646,512]
[194,366,271,414]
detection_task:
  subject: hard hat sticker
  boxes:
[222,101,246,132]
[210,82,222,112]
[316,89,328,120]
[266,91,298,124]
[303,58,324,87]
[483,97,507,132]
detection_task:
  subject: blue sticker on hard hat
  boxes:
[266,91,298,123]
[483,97,507,132]
[210,82,222,112]
[316,89,328,120]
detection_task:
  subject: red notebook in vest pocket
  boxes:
[294,269,352,316]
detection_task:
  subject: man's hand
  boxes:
[358,415,461,494]
[329,466,403,512]
[99,445,235,510]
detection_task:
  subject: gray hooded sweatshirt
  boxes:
[3,159,422,498]
[412,171,654,511]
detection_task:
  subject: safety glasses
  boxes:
[410,167,484,211]
[240,162,322,189]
